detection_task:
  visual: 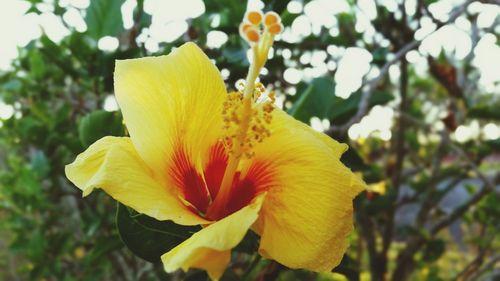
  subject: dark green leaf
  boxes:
[372,47,389,63]
[365,187,397,214]
[468,105,500,120]
[288,77,393,125]
[486,138,500,151]
[233,230,260,254]
[422,239,445,262]
[340,147,368,172]
[116,203,200,263]
[396,225,422,237]
[332,255,359,281]
[83,236,122,266]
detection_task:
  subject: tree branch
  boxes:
[325,41,419,135]
[415,130,450,227]
[325,0,479,135]
[453,227,493,281]
[430,173,498,235]
[378,57,410,279]
[450,143,496,190]
[466,254,500,281]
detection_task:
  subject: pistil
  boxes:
[206,11,283,219]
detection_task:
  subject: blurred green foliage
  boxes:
[1,0,499,280]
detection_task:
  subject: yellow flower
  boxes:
[367,180,387,195]
[65,11,365,281]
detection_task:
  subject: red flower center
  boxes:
[168,142,274,220]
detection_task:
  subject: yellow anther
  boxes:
[264,11,280,26]
[239,23,253,34]
[221,86,275,160]
[245,27,260,43]
[268,91,276,102]
[246,11,263,25]
[263,102,274,114]
[256,82,266,92]
[236,79,246,92]
[253,90,262,99]
[268,23,283,35]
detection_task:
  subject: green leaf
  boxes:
[31,151,50,178]
[288,77,393,125]
[136,3,152,28]
[340,147,368,172]
[372,47,389,63]
[328,90,393,126]
[78,110,123,148]
[115,203,200,263]
[468,105,500,120]
[83,236,122,266]
[486,138,500,151]
[85,0,125,40]
[233,230,260,254]
[39,35,79,79]
[222,45,249,66]
[288,77,336,123]
[396,225,422,237]
[29,51,46,79]
[280,10,299,26]
[27,230,47,260]
[205,0,245,26]
[365,187,397,214]
[2,79,22,92]
[422,239,445,262]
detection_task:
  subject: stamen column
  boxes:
[207,11,283,219]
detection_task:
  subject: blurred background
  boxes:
[0,0,499,280]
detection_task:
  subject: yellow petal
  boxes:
[246,109,365,272]
[65,136,207,225]
[161,195,265,280]
[114,42,226,184]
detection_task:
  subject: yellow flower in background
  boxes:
[367,181,387,195]
[65,10,365,280]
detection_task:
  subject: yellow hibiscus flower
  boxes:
[65,10,365,280]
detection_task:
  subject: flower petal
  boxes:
[65,136,207,225]
[114,42,226,188]
[247,109,365,272]
[161,195,265,280]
